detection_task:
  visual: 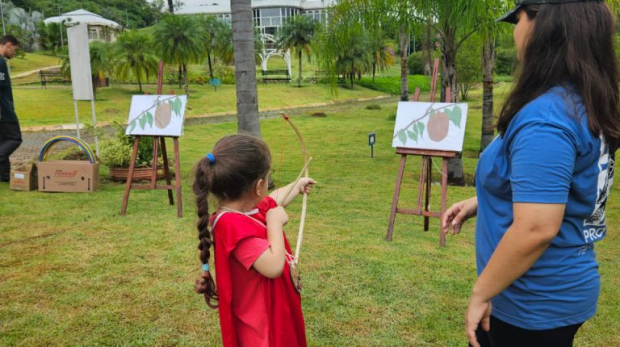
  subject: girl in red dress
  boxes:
[193,134,315,347]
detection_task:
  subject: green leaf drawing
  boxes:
[139,115,147,130]
[129,120,137,133]
[416,122,425,138]
[448,106,462,128]
[430,108,436,118]
[170,97,182,117]
[146,112,153,128]
[407,129,418,142]
[398,130,407,145]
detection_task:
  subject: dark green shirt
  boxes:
[0,56,17,123]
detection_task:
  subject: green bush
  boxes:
[407,52,425,75]
[357,75,431,95]
[98,123,154,168]
[495,47,517,76]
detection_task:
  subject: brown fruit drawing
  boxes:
[427,112,449,142]
[154,103,172,129]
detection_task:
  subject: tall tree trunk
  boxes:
[183,63,189,95]
[178,65,182,89]
[207,50,214,80]
[298,50,302,88]
[481,34,495,153]
[372,63,376,83]
[425,21,432,75]
[440,25,465,186]
[138,74,142,93]
[167,0,174,14]
[399,25,409,101]
[440,27,457,104]
[231,0,261,137]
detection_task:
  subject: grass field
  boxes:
[14,83,390,128]
[1,83,619,346]
[9,53,60,75]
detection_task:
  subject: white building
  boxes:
[164,0,336,35]
[44,9,122,43]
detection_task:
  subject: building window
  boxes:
[88,28,98,40]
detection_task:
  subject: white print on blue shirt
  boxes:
[0,72,5,81]
[582,136,614,243]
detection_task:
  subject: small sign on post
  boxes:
[368,132,376,158]
[210,78,221,92]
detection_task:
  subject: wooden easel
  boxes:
[120,62,183,217]
[386,59,455,246]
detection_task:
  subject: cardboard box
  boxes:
[38,161,99,193]
[10,163,38,191]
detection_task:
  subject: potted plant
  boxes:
[98,123,167,182]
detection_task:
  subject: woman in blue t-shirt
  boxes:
[441,1,620,347]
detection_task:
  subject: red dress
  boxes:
[211,197,307,347]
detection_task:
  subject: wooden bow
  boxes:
[280,112,310,265]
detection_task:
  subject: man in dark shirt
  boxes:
[0,35,20,182]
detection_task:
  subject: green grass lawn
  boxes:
[14,83,387,128]
[9,52,60,75]
[1,86,619,346]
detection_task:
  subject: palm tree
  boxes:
[153,15,205,95]
[369,34,394,83]
[89,41,113,96]
[335,32,372,88]
[276,15,316,87]
[114,31,159,93]
[231,0,261,136]
[197,15,223,79]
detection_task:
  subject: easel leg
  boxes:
[121,138,140,215]
[160,137,174,205]
[424,156,432,231]
[416,156,427,215]
[151,137,159,189]
[387,154,407,241]
[440,157,449,247]
[174,138,183,218]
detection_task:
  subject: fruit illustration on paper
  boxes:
[154,102,172,129]
[394,104,463,146]
[427,111,449,142]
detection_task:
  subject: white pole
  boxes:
[90,100,98,155]
[58,6,64,50]
[74,100,81,138]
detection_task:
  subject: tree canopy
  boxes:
[12,0,161,29]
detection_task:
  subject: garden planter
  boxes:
[109,166,167,182]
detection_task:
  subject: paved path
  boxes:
[11,95,397,164]
[12,65,60,79]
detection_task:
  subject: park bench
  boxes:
[39,69,68,89]
[261,69,291,83]
[310,71,346,84]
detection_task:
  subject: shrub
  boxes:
[495,47,517,76]
[357,75,431,95]
[407,52,425,75]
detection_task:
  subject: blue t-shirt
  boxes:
[475,86,614,330]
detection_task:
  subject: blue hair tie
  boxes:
[206,153,215,164]
[202,263,210,272]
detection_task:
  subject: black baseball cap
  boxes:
[497,0,604,24]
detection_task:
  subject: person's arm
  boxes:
[465,202,564,346]
[252,206,288,278]
[270,177,316,207]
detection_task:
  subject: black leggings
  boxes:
[469,316,583,347]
